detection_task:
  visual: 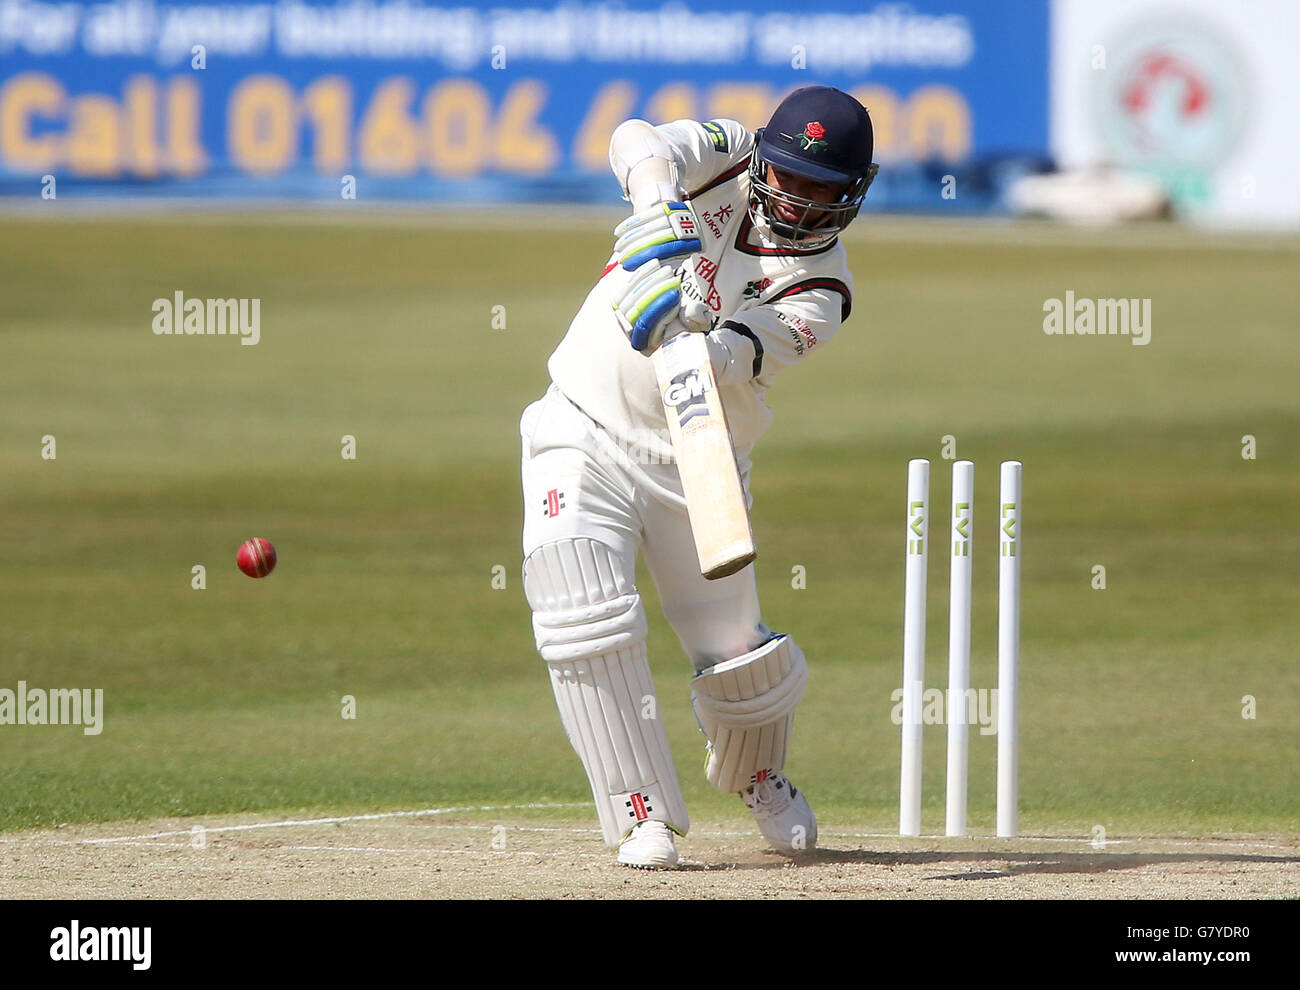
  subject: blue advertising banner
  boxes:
[0,0,1048,204]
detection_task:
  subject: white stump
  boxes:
[946,460,974,837]
[900,459,929,837]
[997,461,1022,838]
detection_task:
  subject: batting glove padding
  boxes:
[614,201,703,271]
[612,259,686,354]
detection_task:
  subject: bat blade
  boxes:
[652,332,756,580]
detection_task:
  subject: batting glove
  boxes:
[614,201,703,271]
[612,259,711,355]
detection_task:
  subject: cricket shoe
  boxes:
[616,819,680,869]
[740,771,817,855]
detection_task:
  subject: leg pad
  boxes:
[691,635,808,793]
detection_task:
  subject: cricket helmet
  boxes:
[748,86,879,248]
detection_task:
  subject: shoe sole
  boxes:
[617,850,680,869]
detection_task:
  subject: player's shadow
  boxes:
[685,847,1300,879]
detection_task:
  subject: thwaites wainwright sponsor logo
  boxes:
[50,921,151,970]
[690,256,724,311]
[0,681,103,735]
[542,488,566,518]
[777,311,817,354]
[152,291,261,345]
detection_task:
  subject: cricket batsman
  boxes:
[520,87,877,868]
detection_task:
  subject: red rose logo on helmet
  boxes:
[799,121,828,153]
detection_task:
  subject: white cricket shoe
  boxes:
[740,772,817,855]
[616,819,680,869]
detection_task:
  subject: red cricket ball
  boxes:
[237,537,277,578]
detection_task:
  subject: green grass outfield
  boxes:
[1,210,1297,839]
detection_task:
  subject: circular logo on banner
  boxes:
[1093,17,1250,169]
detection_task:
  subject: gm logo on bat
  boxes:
[664,370,711,426]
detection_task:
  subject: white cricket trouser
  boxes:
[520,383,770,668]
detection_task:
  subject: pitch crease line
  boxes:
[70,802,589,845]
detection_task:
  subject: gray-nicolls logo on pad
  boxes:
[542,488,566,517]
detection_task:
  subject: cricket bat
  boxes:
[652,332,757,579]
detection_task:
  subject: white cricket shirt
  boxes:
[547,117,856,476]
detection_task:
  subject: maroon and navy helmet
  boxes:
[748,86,879,248]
